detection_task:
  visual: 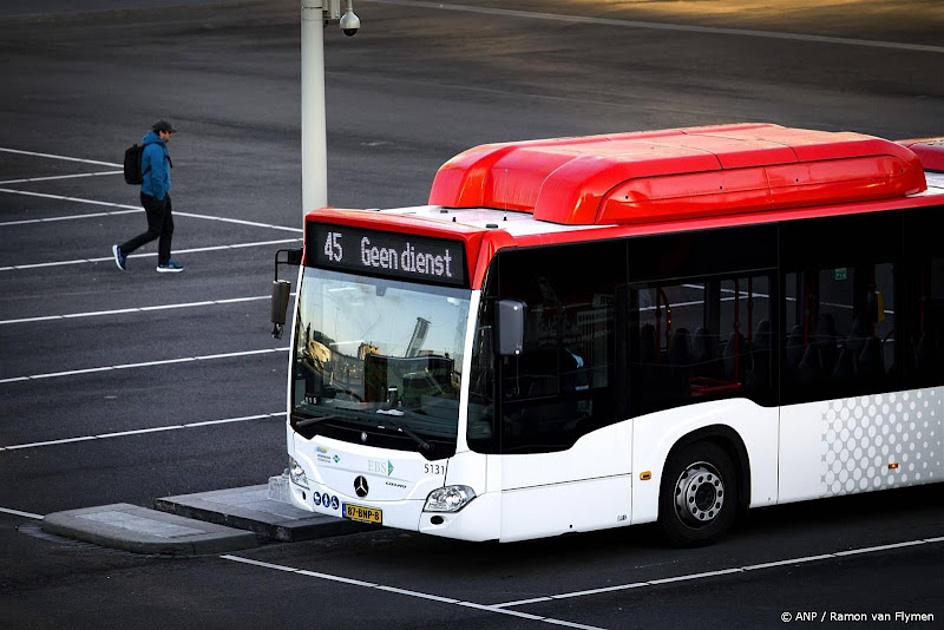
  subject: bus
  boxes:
[276,123,944,545]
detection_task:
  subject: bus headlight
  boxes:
[424,485,476,513]
[289,456,309,489]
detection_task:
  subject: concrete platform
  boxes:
[41,503,259,555]
[154,483,366,542]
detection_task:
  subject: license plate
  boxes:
[343,503,382,524]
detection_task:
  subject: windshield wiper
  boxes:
[293,413,342,429]
[375,410,432,453]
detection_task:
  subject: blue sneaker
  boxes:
[156,259,184,273]
[112,244,127,270]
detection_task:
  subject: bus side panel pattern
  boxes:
[778,386,944,503]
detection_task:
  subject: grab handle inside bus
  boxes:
[271,248,303,338]
[497,299,527,356]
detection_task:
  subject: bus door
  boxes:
[489,244,632,542]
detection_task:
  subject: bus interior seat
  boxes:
[668,328,693,366]
[858,335,885,380]
[748,320,772,388]
[797,343,823,384]
[814,314,839,375]
[638,323,657,364]
[786,325,805,369]
[692,326,722,378]
[722,329,746,381]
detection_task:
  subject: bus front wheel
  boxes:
[658,441,738,547]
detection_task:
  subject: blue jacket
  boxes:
[140,130,172,200]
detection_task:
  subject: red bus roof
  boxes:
[307,124,943,288]
[428,123,927,225]
[897,137,944,172]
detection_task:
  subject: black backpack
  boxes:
[123,144,144,185]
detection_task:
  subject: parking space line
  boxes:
[1,435,99,450]
[0,347,289,384]
[184,414,283,428]
[296,569,380,589]
[0,188,303,233]
[196,349,279,361]
[30,366,112,380]
[221,554,603,630]
[0,506,44,520]
[372,0,944,54]
[0,413,283,452]
[494,596,554,608]
[0,209,140,227]
[0,147,121,167]
[454,601,547,623]
[0,237,301,271]
[648,567,744,585]
[0,170,123,186]
[491,536,944,608]
[739,553,834,571]
[371,584,460,604]
[831,540,926,556]
[0,294,282,326]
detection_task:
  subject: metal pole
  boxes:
[301,0,328,218]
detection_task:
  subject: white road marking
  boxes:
[740,553,834,571]
[221,554,604,630]
[647,567,744,584]
[0,412,283,452]
[495,596,554,608]
[832,539,927,556]
[0,348,289,384]
[0,506,44,520]
[492,536,944,608]
[0,170,123,186]
[371,0,944,54]
[0,147,121,167]
[0,188,303,233]
[0,238,301,271]
[0,294,282,326]
[0,209,139,227]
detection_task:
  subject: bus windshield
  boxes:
[291,268,471,453]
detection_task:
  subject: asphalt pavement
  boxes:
[1,1,942,628]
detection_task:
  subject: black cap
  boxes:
[152,119,177,133]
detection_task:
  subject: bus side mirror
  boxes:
[271,280,292,338]
[271,248,302,338]
[497,299,526,356]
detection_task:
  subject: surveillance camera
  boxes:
[340,9,360,36]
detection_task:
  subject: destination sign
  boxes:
[308,224,467,287]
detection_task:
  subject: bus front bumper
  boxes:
[287,477,500,542]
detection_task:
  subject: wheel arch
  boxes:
[663,424,752,514]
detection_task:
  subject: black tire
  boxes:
[658,441,739,547]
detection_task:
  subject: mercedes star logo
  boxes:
[360,431,368,443]
[354,475,369,498]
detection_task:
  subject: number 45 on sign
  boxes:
[324,232,343,261]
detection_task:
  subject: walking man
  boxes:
[113,120,184,273]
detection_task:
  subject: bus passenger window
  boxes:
[783,263,896,401]
[908,257,944,387]
[630,274,773,415]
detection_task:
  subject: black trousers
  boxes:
[121,193,174,264]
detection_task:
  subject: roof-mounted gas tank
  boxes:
[428,123,927,226]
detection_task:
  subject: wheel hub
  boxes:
[674,461,725,526]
